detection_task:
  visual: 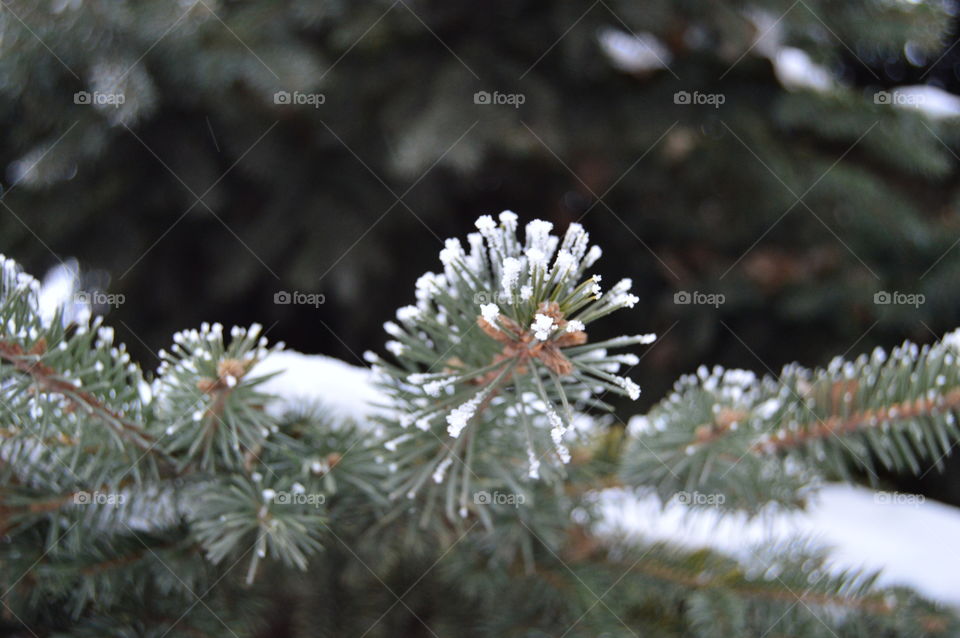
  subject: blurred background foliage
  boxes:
[3,0,960,498]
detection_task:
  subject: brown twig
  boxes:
[753,388,960,453]
[0,341,157,452]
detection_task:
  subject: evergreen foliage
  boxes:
[2,215,960,636]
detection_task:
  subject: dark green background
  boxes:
[4,0,960,501]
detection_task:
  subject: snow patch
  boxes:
[253,350,381,423]
[773,47,835,93]
[888,85,960,119]
[597,27,672,74]
[38,259,90,326]
[596,484,960,607]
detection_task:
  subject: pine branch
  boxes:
[3,237,960,637]
[621,331,960,512]
[0,340,158,453]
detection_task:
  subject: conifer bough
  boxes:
[2,220,960,636]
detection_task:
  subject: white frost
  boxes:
[531,313,555,341]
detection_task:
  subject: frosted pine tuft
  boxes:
[372,212,655,518]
